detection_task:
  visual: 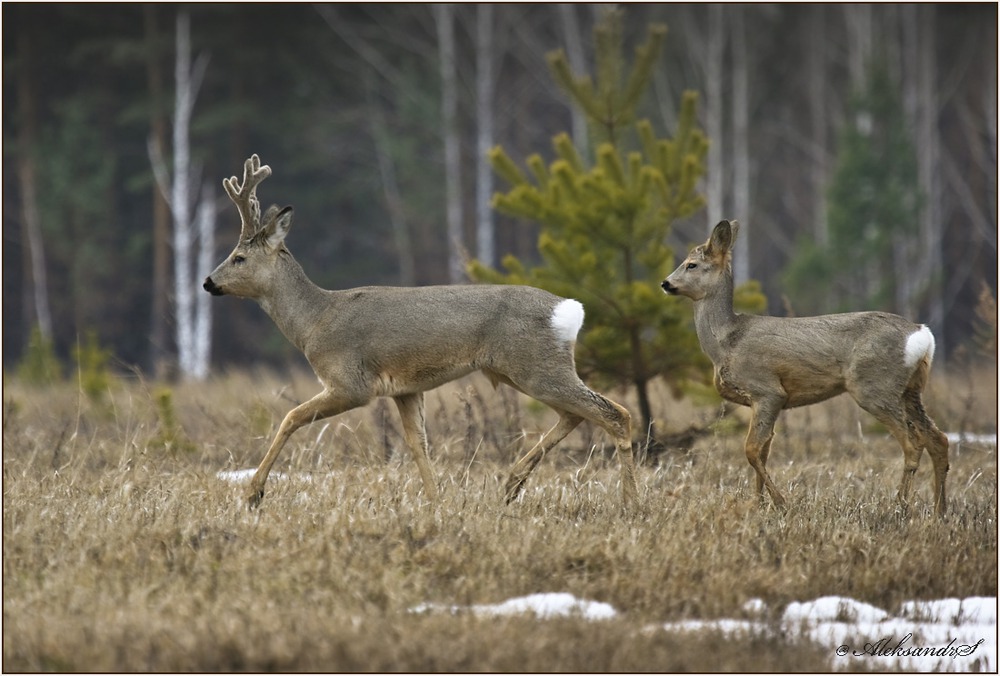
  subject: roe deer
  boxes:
[661,220,949,516]
[204,155,638,509]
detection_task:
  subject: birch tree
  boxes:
[149,10,215,380]
[730,6,750,285]
[434,3,465,283]
[16,22,53,343]
[475,3,496,268]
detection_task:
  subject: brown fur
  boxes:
[662,220,949,516]
[205,156,638,509]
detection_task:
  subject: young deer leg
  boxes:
[393,392,438,500]
[505,413,583,503]
[248,389,364,508]
[746,397,786,508]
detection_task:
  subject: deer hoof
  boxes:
[504,476,526,504]
[246,486,265,509]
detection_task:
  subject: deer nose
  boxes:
[203,277,224,296]
[660,280,677,295]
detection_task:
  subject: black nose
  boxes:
[660,280,677,295]
[203,277,224,296]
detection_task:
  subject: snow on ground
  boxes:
[217,469,314,483]
[413,594,996,672]
[411,593,617,621]
[945,432,997,446]
[216,465,996,670]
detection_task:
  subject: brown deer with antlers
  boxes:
[662,220,949,515]
[204,155,639,509]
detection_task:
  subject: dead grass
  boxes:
[3,364,996,672]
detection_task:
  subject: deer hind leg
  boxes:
[505,412,583,503]
[540,387,637,508]
[854,396,922,511]
[249,389,365,508]
[584,392,638,508]
[393,392,438,501]
[904,390,950,517]
[746,398,786,508]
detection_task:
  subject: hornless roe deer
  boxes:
[662,220,949,515]
[204,155,638,509]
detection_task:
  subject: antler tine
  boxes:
[223,154,272,240]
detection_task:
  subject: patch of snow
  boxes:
[651,595,995,673]
[420,592,995,672]
[945,432,997,446]
[783,596,890,625]
[217,469,258,483]
[412,593,616,621]
[216,469,315,483]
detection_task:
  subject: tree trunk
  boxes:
[366,73,416,286]
[192,180,215,380]
[808,7,829,246]
[557,4,589,158]
[170,10,209,380]
[475,3,496,268]
[916,5,945,340]
[845,4,872,91]
[16,24,53,343]
[144,4,172,378]
[705,5,725,233]
[730,6,750,285]
[434,3,464,283]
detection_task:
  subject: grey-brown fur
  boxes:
[662,219,949,515]
[205,155,638,509]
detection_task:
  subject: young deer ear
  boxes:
[707,219,738,255]
[264,206,293,251]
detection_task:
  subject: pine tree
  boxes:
[468,11,710,436]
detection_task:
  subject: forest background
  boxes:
[3,4,997,390]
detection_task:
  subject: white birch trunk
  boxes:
[730,7,750,285]
[475,3,495,268]
[192,181,215,379]
[705,5,725,234]
[173,10,194,377]
[434,3,464,283]
[169,10,210,380]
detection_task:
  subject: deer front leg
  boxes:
[745,397,786,509]
[248,389,363,508]
[393,393,438,500]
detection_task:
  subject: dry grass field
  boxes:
[3,363,996,672]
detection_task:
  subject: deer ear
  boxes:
[264,206,293,251]
[708,219,737,255]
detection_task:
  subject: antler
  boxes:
[223,154,272,240]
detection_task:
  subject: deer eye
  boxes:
[232,255,246,265]
[686,262,698,270]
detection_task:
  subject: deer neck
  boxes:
[255,253,330,352]
[692,271,737,365]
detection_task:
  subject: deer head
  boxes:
[661,220,740,301]
[203,155,294,299]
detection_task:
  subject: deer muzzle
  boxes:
[660,279,679,295]
[203,276,225,296]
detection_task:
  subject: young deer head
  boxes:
[662,220,949,516]
[205,155,639,510]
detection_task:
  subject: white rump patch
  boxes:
[550,299,585,343]
[904,325,935,369]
